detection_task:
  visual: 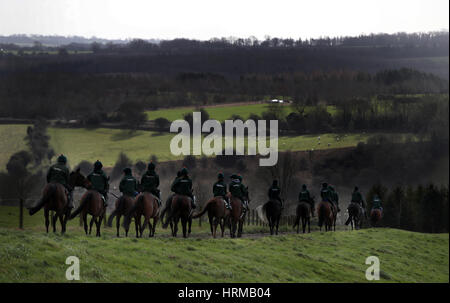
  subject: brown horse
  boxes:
[162,194,192,238]
[370,208,383,227]
[258,199,282,235]
[293,202,311,233]
[107,195,139,237]
[228,193,248,238]
[317,201,336,232]
[32,168,87,234]
[124,192,160,237]
[192,196,228,238]
[345,202,363,230]
[69,189,106,237]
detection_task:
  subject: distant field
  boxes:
[0,206,448,282]
[0,124,417,170]
[145,103,337,122]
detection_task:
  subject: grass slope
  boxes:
[0,124,416,169]
[0,206,448,283]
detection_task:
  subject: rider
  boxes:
[119,167,138,197]
[229,174,249,212]
[268,179,283,208]
[350,186,366,218]
[213,172,230,209]
[29,154,72,216]
[372,195,383,213]
[320,182,337,213]
[328,185,340,212]
[87,160,110,207]
[298,184,315,217]
[171,167,196,209]
[140,161,161,205]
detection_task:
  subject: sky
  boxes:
[0,0,448,40]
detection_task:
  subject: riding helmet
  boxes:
[123,167,132,174]
[148,161,156,170]
[57,154,67,164]
[94,160,103,169]
[180,167,188,176]
[218,172,224,179]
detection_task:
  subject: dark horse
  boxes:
[107,195,139,237]
[29,168,87,234]
[370,208,383,227]
[317,201,336,232]
[124,192,160,237]
[192,196,228,238]
[345,202,363,230]
[293,201,312,233]
[69,181,106,237]
[162,194,192,238]
[228,190,249,238]
[258,199,282,235]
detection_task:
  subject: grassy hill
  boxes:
[0,124,416,169]
[0,206,447,282]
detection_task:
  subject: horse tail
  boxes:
[317,203,325,227]
[41,183,57,206]
[123,195,141,229]
[69,191,92,220]
[107,209,117,227]
[256,204,268,224]
[191,199,213,219]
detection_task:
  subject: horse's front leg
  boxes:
[135,215,141,238]
[52,213,57,233]
[89,216,95,235]
[44,209,50,233]
[188,217,192,235]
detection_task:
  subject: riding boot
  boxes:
[190,195,197,209]
[224,196,232,210]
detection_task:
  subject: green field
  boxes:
[0,206,447,282]
[145,103,337,122]
[0,124,417,170]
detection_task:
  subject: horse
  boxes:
[107,195,139,237]
[228,191,249,238]
[257,199,282,235]
[124,192,160,237]
[293,201,311,233]
[30,168,87,234]
[162,194,192,238]
[192,196,228,238]
[69,187,106,237]
[317,201,336,232]
[345,202,363,230]
[370,208,383,227]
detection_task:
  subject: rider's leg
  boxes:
[224,195,231,209]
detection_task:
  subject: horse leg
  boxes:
[89,216,95,235]
[181,217,188,238]
[173,217,179,237]
[307,217,311,233]
[83,212,88,235]
[44,209,50,233]
[151,217,158,237]
[59,214,65,234]
[141,218,148,238]
[302,217,306,234]
[208,215,214,236]
[147,220,152,238]
[276,216,280,235]
[220,218,225,238]
[237,219,243,238]
[52,213,57,233]
[188,217,192,235]
[212,218,218,238]
[135,215,140,238]
[96,216,102,237]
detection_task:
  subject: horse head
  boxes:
[69,168,91,189]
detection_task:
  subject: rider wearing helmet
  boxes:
[213,172,230,209]
[140,161,161,205]
[229,174,249,211]
[119,167,138,197]
[171,167,196,209]
[328,185,340,212]
[29,154,72,215]
[350,186,366,218]
[87,160,110,207]
[268,179,283,208]
[298,184,314,217]
[372,195,383,212]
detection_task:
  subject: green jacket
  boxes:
[119,173,137,196]
[320,187,331,202]
[268,185,281,200]
[229,181,246,199]
[87,169,109,193]
[140,170,159,192]
[47,163,69,186]
[171,176,192,196]
[351,191,364,206]
[373,198,382,209]
[213,180,227,197]
[298,189,311,202]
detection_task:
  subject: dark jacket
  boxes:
[119,173,137,196]
[87,169,109,193]
[140,170,160,192]
[213,180,227,197]
[47,163,69,186]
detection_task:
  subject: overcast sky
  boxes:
[0,0,448,40]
